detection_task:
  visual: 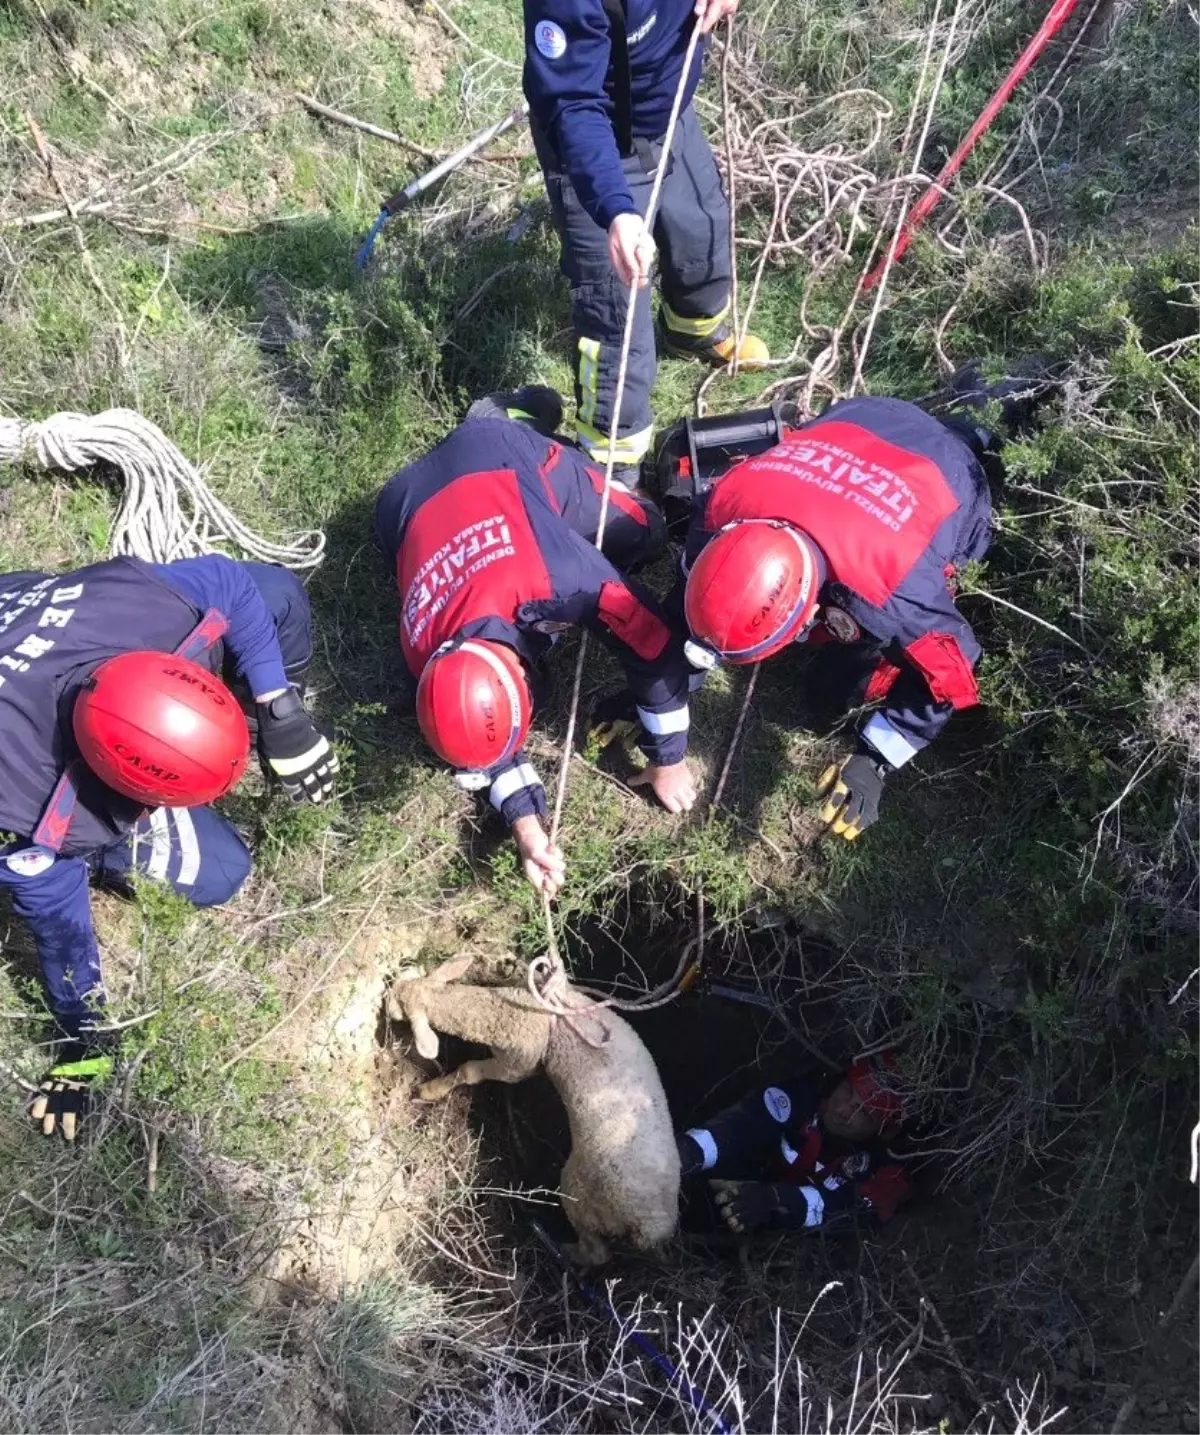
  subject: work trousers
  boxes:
[536,105,733,467]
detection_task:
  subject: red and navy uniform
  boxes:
[0,556,311,1038]
[373,417,691,824]
[685,396,992,770]
[680,1075,913,1228]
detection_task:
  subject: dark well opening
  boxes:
[419,881,861,1246]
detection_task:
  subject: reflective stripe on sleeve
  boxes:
[861,712,920,769]
[489,763,544,811]
[637,705,690,736]
[684,1127,719,1171]
[800,1185,825,1227]
[170,805,201,887]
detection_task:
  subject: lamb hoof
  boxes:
[416,1078,452,1102]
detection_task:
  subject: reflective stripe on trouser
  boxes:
[93,804,252,908]
[576,335,655,464]
[534,104,733,471]
[660,297,731,340]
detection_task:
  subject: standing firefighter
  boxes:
[373,390,697,899]
[0,556,336,1139]
[659,392,1001,838]
[523,0,768,483]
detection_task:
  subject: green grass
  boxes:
[0,0,1196,1428]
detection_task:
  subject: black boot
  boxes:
[465,385,564,437]
[945,355,1064,435]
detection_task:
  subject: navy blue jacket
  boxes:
[686,397,992,767]
[374,417,691,825]
[524,0,705,229]
[0,555,289,1038]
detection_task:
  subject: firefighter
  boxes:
[523,0,769,485]
[677,1054,914,1236]
[655,389,1004,839]
[373,389,697,898]
[0,555,337,1140]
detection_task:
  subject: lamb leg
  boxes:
[417,1051,536,1101]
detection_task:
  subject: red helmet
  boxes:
[847,1052,906,1135]
[683,520,822,666]
[416,639,531,775]
[73,651,250,807]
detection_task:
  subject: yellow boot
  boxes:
[708,329,771,369]
[658,302,770,370]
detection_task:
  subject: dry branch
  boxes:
[296,93,529,163]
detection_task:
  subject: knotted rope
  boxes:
[0,408,325,568]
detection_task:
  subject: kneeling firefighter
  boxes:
[650,369,1050,837]
[373,389,697,898]
[0,555,337,1139]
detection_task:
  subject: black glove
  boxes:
[588,689,639,749]
[258,687,338,804]
[30,1042,113,1141]
[465,385,564,437]
[709,1179,815,1234]
[816,751,887,840]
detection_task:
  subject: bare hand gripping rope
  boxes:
[0,408,325,568]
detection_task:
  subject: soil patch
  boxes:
[347,0,454,98]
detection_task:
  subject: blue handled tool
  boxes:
[356,102,531,270]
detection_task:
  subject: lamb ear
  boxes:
[430,954,474,986]
[410,1009,440,1060]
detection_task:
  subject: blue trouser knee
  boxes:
[93,804,252,908]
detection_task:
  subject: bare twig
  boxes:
[902,1249,990,1414]
[145,1126,160,1194]
[423,0,521,70]
[296,93,528,163]
[965,585,1090,652]
[24,111,128,368]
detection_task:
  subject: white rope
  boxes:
[534,17,705,1026]
[0,408,325,569]
[850,0,964,395]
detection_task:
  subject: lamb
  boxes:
[386,955,680,1265]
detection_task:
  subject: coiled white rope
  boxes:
[0,408,325,569]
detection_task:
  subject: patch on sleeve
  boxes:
[534,19,567,58]
[904,631,980,709]
[763,1086,792,1123]
[6,848,55,877]
[597,583,670,661]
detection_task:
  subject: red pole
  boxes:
[863,0,1078,289]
